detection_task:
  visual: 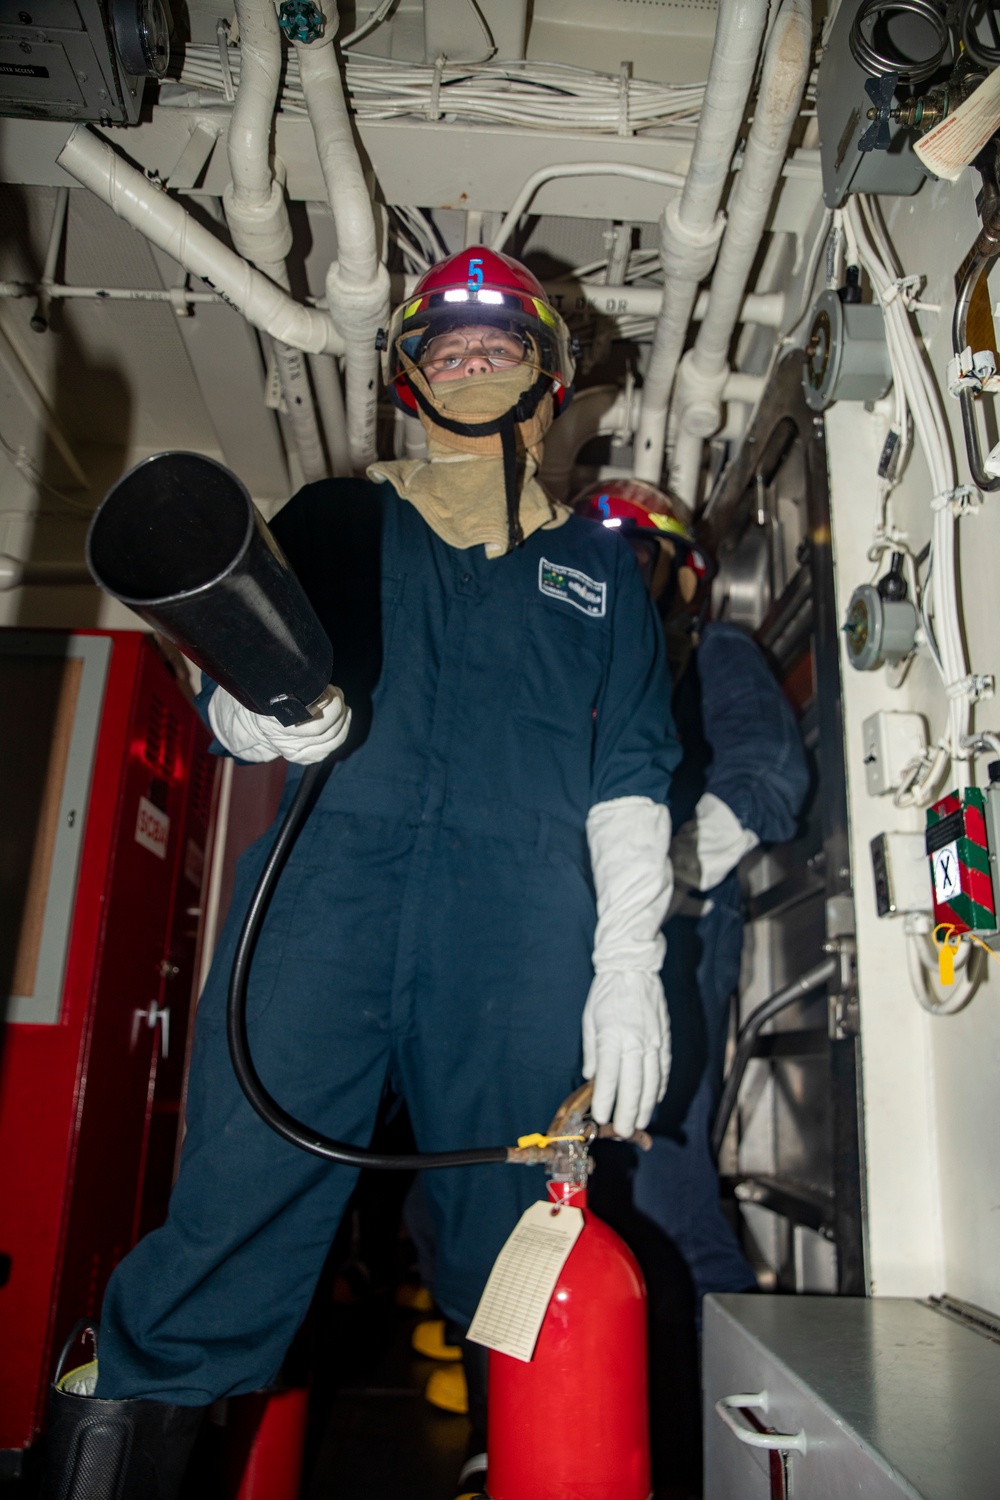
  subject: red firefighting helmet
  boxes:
[382,247,575,416]
[573,478,714,611]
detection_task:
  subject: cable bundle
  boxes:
[846,195,972,788]
[170,46,706,134]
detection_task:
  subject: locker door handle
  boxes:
[715,1393,807,1454]
[131,1000,171,1058]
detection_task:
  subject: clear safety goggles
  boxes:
[384,296,574,396]
[420,328,529,377]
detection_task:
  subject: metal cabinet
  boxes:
[0,630,218,1467]
[704,1294,1000,1499]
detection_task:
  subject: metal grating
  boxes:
[144,695,181,779]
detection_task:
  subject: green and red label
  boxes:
[926,787,996,934]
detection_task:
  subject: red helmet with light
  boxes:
[573,478,714,612]
[382,247,575,416]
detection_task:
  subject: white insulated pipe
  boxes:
[633,0,769,482]
[293,0,390,471]
[309,351,352,475]
[224,0,327,483]
[0,555,92,590]
[544,282,785,325]
[2,278,787,331]
[57,127,343,355]
[670,0,812,501]
[539,385,625,499]
[491,162,685,256]
[226,0,283,204]
[539,373,764,500]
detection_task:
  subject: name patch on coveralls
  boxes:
[538,559,607,618]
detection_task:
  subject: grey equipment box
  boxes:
[704,1294,1000,1499]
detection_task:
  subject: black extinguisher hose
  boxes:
[226,761,510,1169]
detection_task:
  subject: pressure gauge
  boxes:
[112,0,171,78]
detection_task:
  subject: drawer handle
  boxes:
[715,1392,807,1455]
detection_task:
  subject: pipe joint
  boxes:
[223,177,293,268]
[680,399,722,439]
[661,198,727,283]
[325,259,391,336]
[674,351,727,437]
[57,126,343,357]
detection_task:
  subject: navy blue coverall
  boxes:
[632,621,810,1306]
[95,480,679,1403]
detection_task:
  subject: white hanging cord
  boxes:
[339,0,396,50]
[0,427,92,510]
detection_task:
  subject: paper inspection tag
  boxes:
[467,1200,584,1363]
[915,68,1000,183]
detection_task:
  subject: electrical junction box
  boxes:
[803,291,892,412]
[844,586,917,672]
[814,0,930,208]
[925,787,997,936]
[871,831,932,917]
[0,0,169,125]
[862,710,927,796]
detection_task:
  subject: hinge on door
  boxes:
[824,894,858,1037]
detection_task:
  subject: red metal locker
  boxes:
[0,629,218,1469]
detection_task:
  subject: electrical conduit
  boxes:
[223,0,328,482]
[633,0,769,483]
[670,0,812,502]
[292,0,390,471]
[56,127,343,356]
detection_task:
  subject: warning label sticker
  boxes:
[135,796,170,860]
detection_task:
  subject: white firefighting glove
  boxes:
[669,792,759,898]
[208,683,351,765]
[582,796,673,1138]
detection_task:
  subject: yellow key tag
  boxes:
[938,942,955,986]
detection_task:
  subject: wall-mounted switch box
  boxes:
[862,711,927,796]
[871,831,933,917]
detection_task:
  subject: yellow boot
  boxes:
[396,1283,434,1312]
[424,1362,468,1415]
[411,1318,462,1362]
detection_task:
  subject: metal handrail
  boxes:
[711,955,839,1158]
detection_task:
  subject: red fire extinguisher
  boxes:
[486,1178,651,1500]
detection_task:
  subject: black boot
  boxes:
[40,1363,204,1500]
[454,1334,488,1499]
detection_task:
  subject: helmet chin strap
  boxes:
[406,370,551,555]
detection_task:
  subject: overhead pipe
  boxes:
[6,269,782,336]
[308,350,351,476]
[670,0,812,502]
[490,162,685,256]
[539,385,627,499]
[56,127,344,356]
[0,323,89,488]
[633,0,769,483]
[31,186,69,333]
[223,0,328,483]
[292,0,390,471]
[544,283,785,326]
[1,279,222,306]
[398,273,785,327]
[0,555,93,590]
[538,372,764,501]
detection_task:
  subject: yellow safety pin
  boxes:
[516,1132,587,1149]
